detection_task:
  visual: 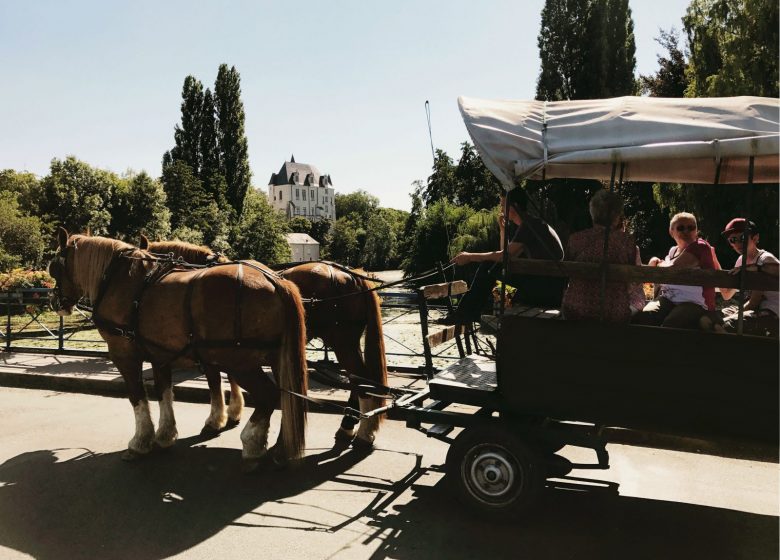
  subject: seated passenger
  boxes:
[562,190,638,322]
[718,219,779,337]
[440,188,565,324]
[633,212,717,329]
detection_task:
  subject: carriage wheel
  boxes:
[447,426,543,517]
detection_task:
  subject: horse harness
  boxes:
[86,250,287,368]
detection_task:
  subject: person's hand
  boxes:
[648,256,662,267]
[498,214,506,230]
[729,264,759,275]
[451,252,472,266]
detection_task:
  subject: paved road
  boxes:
[0,386,777,560]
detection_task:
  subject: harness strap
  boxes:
[280,388,368,420]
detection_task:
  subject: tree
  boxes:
[536,0,636,100]
[160,160,227,245]
[604,0,637,96]
[0,170,42,214]
[288,216,313,235]
[199,88,221,182]
[402,200,474,277]
[421,149,457,206]
[170,76,204,175]
[453,142,502,210]
[0,192,46,271]
[215,64,252,216]
[684,0,779,98]
[37,157,115,235]
[232,190,290,264]
[640,28,689,97]
[309,218,332,247]
[536,0,591,101]
[326,218,361,267]
[335,190,379,224]
[363,211,396,270]
[109,172,171,242]
[398,186,424,265]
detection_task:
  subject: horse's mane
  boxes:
[147,240,221,265]
[70,235,137,302]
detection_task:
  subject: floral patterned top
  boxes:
[562,225,638,323]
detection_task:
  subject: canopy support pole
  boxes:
[599,162,620,321]
[736,156,755,335]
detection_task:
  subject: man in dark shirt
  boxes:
[440,188,565,324]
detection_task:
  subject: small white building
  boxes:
[268,155,336,221]
[286,233,320,262]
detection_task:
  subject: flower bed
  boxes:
[0,269,55,315]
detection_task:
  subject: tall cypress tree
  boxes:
[170,76,204,175]
[536,0,636,101]
[199,88,220,183]
[604,0,637,96]
[214,64,252,216]
[536,0,592,101]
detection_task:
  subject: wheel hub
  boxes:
[468,450,518,499]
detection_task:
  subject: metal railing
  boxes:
[2,288,476,371]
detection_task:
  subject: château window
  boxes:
[295,189,299,200]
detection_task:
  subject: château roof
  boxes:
[285,233,319,245]
[268,155,333,187]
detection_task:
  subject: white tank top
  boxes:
[735,250,779,315]
[659,246,706,308]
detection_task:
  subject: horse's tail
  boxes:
[276,278,308,460]
[362,280,388,416]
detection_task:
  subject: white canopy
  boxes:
[458,96,780,188]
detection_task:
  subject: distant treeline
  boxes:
[1,0,776,277]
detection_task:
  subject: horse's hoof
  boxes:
[352,437,375,453]
[154,438,177,450]
[225,418,241,430]
[201,424,221,437]
[155,430,178,449]
[335,428,356,443]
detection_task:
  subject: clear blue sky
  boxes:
[1,0,691,211]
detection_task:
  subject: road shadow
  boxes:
[0,436,372,560]
[364,473,779,560]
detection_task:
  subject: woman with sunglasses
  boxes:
[719,219,779,337]
[633,212,720,329]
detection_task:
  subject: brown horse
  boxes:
[140,236,387,447]
[49,229,308,470]
[139,235,246,433]
[281,262,387,446]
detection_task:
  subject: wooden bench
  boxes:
[416,280,473,378]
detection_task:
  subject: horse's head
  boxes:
[47,227,82,316]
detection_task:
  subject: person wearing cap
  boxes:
[633,212,719,329]
[719,218,779,337]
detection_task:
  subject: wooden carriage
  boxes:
[382,95,780,515]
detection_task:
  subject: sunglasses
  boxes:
[675,224,697,232]
[727,236,744,244]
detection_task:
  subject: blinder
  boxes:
[48,244,78,312]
